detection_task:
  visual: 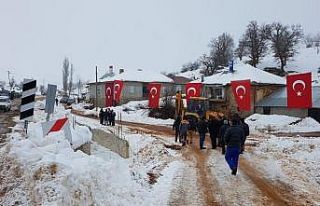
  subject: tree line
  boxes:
[62,57,84,96]
[180,21,313,76]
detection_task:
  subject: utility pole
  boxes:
[95,66,98,111]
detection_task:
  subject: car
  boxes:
[66,98,75,105]
[0,96,11,112]
[59,96,69,104]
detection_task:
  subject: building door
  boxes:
[263,107,271,115]
[308,108,320,123]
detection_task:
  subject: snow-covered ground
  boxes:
[246,113,320,134]
[0,102,181,205]
[72,100,174,126]
[244,114,320,204]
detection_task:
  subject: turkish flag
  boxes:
[148,83,161,108]
[105,82,114,107]
[231,80,251,111]
[185,83,202,101]
[287,72,312,108]
[113,80,124,104]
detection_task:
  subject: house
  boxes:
[87,69,174,107]
[193,62,285,117]
[168,75,192,93]
[255,86,320,122]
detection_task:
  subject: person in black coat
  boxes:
[220,119,230,155]
[105,108,110,125]
[99,109,104,125]
[197,116,208,149]
[109,109,116,126]
[224,113,244,175]
[173,116,182,142]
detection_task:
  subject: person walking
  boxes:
[240,118,250,153]
[179,118,189,146]
[223,113,244,175]
[220,119,230,155]
[111,110,116,126]
[187,117,197,144]
[208,116,217,149]
[99,108,104,125]
[173,116,182,142]
[55,97,59,106]
[197,116,208,149]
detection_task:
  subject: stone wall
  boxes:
[92,129,129,158]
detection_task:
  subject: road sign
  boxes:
[41,117,72,143]
[45,84,57,114]
[20,79,36,121]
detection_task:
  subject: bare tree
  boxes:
[270,23,303,72]
[68,63,74,96]
[234,40,247,61]
[243,21,271,67]
[304,34,314,48]
[62,57,69,95]
[209,33,234,69]
[181,61,200,73]
[199,54,215,76]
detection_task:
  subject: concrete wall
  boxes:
[255,107,307,118]
[88,83,106,108]
[92,129,129,158]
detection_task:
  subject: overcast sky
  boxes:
[0,0,319,87]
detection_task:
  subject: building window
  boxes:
[142,83,148,97]
[208,86,224,100]
[129,86,135,94]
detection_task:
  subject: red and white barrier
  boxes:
[41,117,72,143]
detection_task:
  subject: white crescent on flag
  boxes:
[235,85,246,95]
[292,80,306,92]
[235,85,246,99]
[114,83,120,93]
[187,87,196,96]
[150,87,158,98]
[106,87,112,99]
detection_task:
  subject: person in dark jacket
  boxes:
[173,116,182,142]
[110,110,116,126]
[179,118,189,146]
[99,109,105,125]
[220,119,230,155]
[224,113,244,175]
[197,116,208,149]
[187,117,197,144]
[240,118,250,153]
[208,116,221,149]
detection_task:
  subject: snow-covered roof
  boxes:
[194,63,285,85]
[90,69,173,84]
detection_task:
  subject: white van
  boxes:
[0,96,11,111]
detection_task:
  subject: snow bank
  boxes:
[245,114,320,133]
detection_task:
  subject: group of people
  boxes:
[173,113,249,175]
[99,108,116,126]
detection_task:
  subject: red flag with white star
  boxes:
[105,82,114,107]
[148,83,161,108]
[287,72,312,108]
[113,80,124,105]
[231,80,251,111]
[185,83,202,101]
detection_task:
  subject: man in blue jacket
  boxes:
[223,113,244,175]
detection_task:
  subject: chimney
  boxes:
[119,68,124,74]
[229,60,234,73]
[109,65,114,74]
